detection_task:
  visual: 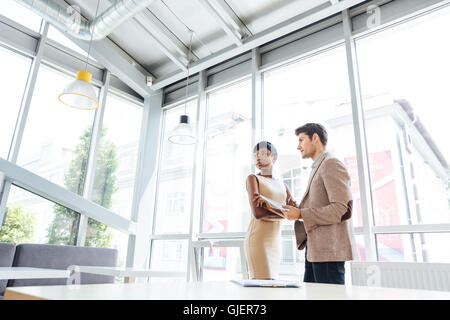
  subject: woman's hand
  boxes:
[287,198,297,207]
[252,192,270,209]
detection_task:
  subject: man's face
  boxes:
[297,133,315,159]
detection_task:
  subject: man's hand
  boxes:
[282,205,302,220]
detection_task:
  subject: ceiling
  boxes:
[60,0,332,88]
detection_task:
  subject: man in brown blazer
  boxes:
[282,123,354,285]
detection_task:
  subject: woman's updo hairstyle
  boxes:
[253,141,277,157]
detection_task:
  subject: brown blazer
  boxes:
[296,151,355,262]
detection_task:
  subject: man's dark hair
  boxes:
[295,123,328,146]
[253,141,277,157]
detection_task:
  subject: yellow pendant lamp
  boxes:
[58,0,100,110]
[58,70,99,110]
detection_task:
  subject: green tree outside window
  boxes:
[0,204,35,245]
[47,126,118,247]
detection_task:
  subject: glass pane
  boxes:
[356,6,450,226]
[354,235,366,262]
[0,185,79,245]
[48,26,96,60]
[202,246,246,281]
[376,233,450,263]
[154,100,197,234]
[280,236,305,281]
[85,220,128,283]
[92,92,143,219]
[0,0,43,32]
[203,79,252,233]
[0,46,32,159]
[17,65,97,193]
[150,240,188,272]
[263,46,361,227]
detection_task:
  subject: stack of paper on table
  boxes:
[231,279,301,288]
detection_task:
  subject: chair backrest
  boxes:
[350,261,450,292]
[0,242,16,296]
[8,243,118,287]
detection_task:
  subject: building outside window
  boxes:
[356,5,450,262]
[0,46,32,159]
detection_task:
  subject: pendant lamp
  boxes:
[168,31,197,145]
[58,0,100,110]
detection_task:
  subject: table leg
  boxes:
[199,247,204,281]
[239,244,249,279]
[191,246,199,282]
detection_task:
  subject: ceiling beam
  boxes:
[198,0,250,46]
[150,0,368,91]
[133,9,192,71]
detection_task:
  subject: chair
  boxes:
[7,243,118,288]
[0,242,16,298]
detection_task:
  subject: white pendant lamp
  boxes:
[168,30,197,145]
[58,0,100,110]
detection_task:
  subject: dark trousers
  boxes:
[303,248,345,285]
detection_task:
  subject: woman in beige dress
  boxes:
[244,141,296,280]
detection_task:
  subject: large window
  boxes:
[17,65,97,193]
[92,92,143,219]
[48,26,93,60]
[263,46,359,220]
[356,6,450,261]
[150,240,189,272]
[202,80,252,234]
[154,100,197,234]
[0,0,43,32]
[0,185,79,245]
[0,46,32,159]
[376,233,450,263]
[263,46,362,260]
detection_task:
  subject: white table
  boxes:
[75,266,185,283]
[0,267,70,280]
[4,280,450,300]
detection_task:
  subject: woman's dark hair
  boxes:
[253,141,277,157]
[294,123,328,146]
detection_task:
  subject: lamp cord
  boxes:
[184,30,194,115]
[85,0,101,72]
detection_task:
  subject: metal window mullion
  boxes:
[373,224,450,235]
[76,70,111,246]
[186,70,207,281]
[342,9,377,261]
[198,77,211,238]
[0,22,49,228]
[251,48,262,173]
[146,104,166,273]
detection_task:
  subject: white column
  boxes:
[126,91,164,275]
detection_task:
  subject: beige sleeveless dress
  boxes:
[244,175,287,279]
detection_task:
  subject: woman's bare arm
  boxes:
[246,175,285,221]
[285,184,297,207]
